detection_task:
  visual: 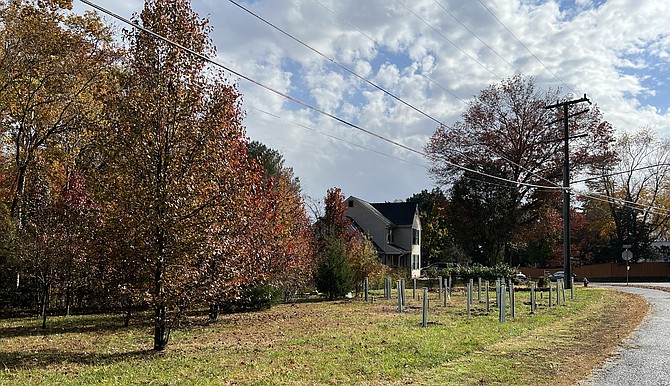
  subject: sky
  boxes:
[71,0,670,204]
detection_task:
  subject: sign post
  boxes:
[622,249,633,286]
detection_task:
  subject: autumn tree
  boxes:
[0,0,117,323]
[0,0,116,227]
[584,129,670,261]
[426,75,615,265]
[406,188,459,265]
[99,0,267,350]
[347,232,386,295]
[314,187,354,300]
[246,142,315,302]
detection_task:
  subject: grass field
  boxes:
[0,286,647,385]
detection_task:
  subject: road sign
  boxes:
[622,249,633,261]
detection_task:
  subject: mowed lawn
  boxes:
[0,287,646,385]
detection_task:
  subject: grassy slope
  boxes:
[0,287,648,385]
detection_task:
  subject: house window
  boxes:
[348,200,354,207]
[386,229,394,243]
[412,254,420,270]
[412,229,420,245]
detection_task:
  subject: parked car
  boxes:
[548,271,577,282]
[515,273,527,281]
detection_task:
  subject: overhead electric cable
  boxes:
[575,189,670,216]
[250,107,428,168]
[235,0,555,190]
[76,0,563,191]
[395,0,502,81]
[311,0,466,104]
[476,0,643,131]
[313,0,566,191]
[432,0,525,76]
[476,0,572,92]
[573,163,670,184]
[228,0,442,126]
[237,2,661,217]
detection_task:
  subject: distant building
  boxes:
[344,196,421,278]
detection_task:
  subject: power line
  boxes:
[310,0,565,190]
[476,0,644,131]
[432,0,525,77]
[573,163,670,184]
[576,189,670,216]
[232,0,554,191]
[229,0,443,126]
[76,0,562,192]
[77,0,670,231]
[249,106,428,168]
[311,0,467,104]
[476,0,572,92]
[230,0,574,192]
[237,3,670,227]
[395,0,502,81]
[238,0,635,198]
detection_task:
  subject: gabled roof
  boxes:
[371,202,417,226]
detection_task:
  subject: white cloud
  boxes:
[73,0,670,202]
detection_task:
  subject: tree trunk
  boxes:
[124,302,132,327]
[209,303,219,321]
[10,162,29,228]
[154,304,167,350]
[65,283,71,317]
[153,251,168,350]
[41,283,49,330]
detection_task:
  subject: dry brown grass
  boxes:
[0,287,650,385]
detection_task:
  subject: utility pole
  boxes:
[545,94,590,290]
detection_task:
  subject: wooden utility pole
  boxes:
[545,94,590,289]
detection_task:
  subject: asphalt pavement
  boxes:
[579,283,670,386]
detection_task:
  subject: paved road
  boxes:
[580,283,670,386]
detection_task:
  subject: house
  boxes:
[344,196,421,278]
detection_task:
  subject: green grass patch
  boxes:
[0,287,646,385]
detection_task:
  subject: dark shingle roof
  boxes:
[371,202,417,226]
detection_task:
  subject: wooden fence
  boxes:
[520,262,670,281]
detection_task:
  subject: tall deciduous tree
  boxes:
[585,129,670,261]
[0,0,117,325]
[0,1,116,227]
[247,142,315,301]
[101,0,265,350]
[406,188,458,264]
[426,75,614,264]
[314,187,354,299]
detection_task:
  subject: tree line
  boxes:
[0,0,320,350]
[0,0,390,351]
[418,76,670,269]
[2,0,669,352]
